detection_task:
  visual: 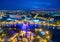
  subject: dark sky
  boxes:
[0,0,60,10]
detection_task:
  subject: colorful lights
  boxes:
[0,11,59,42]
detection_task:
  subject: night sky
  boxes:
[0,0,60,10]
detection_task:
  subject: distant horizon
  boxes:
[0,8,60,10]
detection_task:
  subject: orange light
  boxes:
[45,30,49,34]
[39,28,42,31]
[46,36,50,39]
[43,38,47,42]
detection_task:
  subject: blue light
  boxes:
[0,16,2,19]
[34,20,39,22]
[40,31,45,35]
[7,18,12,20]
